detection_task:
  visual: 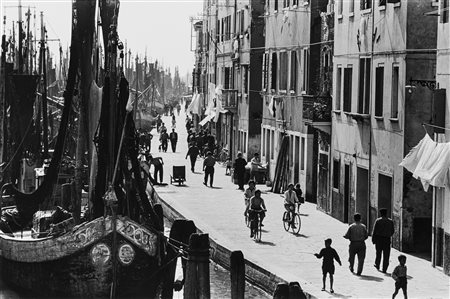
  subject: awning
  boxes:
[199,112,216,126]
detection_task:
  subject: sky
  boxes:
[0,0,203,78]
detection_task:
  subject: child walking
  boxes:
[392,255,408,299]
[314,238,342,293]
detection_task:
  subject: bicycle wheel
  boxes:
[282,211,290,232]
[254,223,262,242]
[291,214,301,234]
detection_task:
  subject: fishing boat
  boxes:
[0,1,172,297]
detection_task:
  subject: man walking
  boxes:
[203,151,216,187]
[372,208,395,273]
[343,213,368,275]
[233,152,247,190]
[160,130,169,153]
[186,143,200,172]
[169,129,178,153]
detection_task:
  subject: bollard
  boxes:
[184,233,210,299]
[230,251,245,299]
[288,281,306,299]
[273,283,289,299]
[153,203,164,232]
[161,219,196,299]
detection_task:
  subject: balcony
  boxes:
[221,89,238,111]
[302,95,332,133]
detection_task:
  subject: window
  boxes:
[275,0,279,11]
[263,53,269,91]
[262,128,266,156]
[271,52,277,90]
[279,51,288,91]
[216,20,220,41]
[335,67,342,110]
[358,58,371,114]
[283,0,290,8]
[244,132,247,153]
[221,19,224,42]
[243,65,248,93]
[391,65,399,118]
[240,10,245,33]
[289,135,294,166]
[270,130,274,159]
[375,66,384,117]
[349,0,354,13]
[333,159,340,189]
[343,67,352,112]
[338,0,343,14]
[441,0,449,23]
[293,0,298,6]
[302,48,309,93]
[224,67,230,89]
[379,0,386,6]
[290,51,297,92]
[300,137,305,170]
[360,0,372,10]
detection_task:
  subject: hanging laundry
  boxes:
[268,96,276,117]
[400,134,436,174]
[400,133,450,191]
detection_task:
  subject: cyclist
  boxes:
[284,183,299,228]
[244,180,256,214]
[245,189,266,237]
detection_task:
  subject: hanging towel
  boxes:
[400,134,435,174]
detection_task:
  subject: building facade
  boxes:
[432,0,450,275]
[195,0,264,159]
[331,0,437,259]
[261,0,327,199]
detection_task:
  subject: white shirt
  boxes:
[284,190,298,205]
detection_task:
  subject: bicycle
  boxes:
[282,202,301,234]
[248,209,265,242]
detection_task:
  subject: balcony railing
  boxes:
[303,95,332,123]
[221,89,238,109]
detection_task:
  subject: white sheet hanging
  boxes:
[400,134,450,191]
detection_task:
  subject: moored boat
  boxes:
[0,1,170,297]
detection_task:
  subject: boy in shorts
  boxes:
[392,255,408,299]
[314,238,342,293]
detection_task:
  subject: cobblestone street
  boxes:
[151,112,450,298]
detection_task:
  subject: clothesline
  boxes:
[422,123,450,131]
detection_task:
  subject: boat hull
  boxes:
[0,216,163,297]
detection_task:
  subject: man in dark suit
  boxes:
[233,152,247,190]
[372,208,395,273]
[169,129,178,153]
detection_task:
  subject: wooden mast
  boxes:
[74,0,96,224]
[40,12,49,159]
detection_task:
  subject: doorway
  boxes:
[356,167,368,225]
[378,174,392,218]
[344,164,350,223]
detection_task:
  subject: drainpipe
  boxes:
[367,0,375,229]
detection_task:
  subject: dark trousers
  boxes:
[189,156,197,172]
[204,166,214,186]
[170,141,177,152]
[374,237,391,271]
[236,171,245,189]
[349,242,366,274]
[162,141,168,152]
[154,164,163,184]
